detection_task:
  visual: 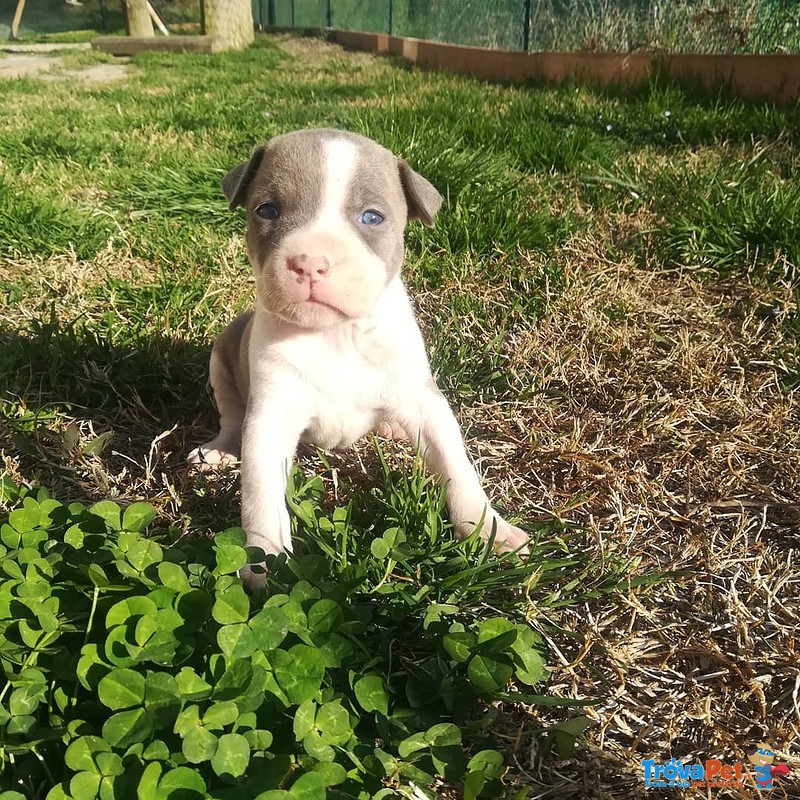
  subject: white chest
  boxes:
[297,333,389,448]
[249,282,431,450]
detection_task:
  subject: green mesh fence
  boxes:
[253,0,800,53]
[3,0,798,51]
[254,0,527,48]
[528,0,800,53]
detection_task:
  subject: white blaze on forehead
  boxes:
[317,137,359,225]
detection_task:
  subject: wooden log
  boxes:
[91,35,214,55]
[10,0,26,39]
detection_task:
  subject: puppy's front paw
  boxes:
[456,513,529,555]
[374,420,409,441]
[239,564,266,591]
[187,442,239,472]
[491,517,530,555]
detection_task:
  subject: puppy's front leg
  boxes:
[404,386,529,553]
[239,397,305,585]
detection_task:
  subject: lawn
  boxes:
[0,34,798,799]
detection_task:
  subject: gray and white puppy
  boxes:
[188,128,528,582]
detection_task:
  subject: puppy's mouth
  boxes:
[302,289,348,316]
[258,286,350,326]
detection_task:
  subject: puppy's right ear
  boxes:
[221,146,266,210]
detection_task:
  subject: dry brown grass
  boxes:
[2,228,798,796]
[190,225,798,795]
[446,230,800,798]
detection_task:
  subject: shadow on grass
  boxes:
[0,317,241,528]
[0,316,210,417]
[558,71,799,147]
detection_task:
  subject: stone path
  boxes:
[0,44,129,82]
[0,54,55,78]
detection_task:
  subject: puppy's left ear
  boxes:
[398,160,443,227]
[221,146,266,210]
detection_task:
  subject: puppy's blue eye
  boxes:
[256,203,279,220]
[360,209,384,226]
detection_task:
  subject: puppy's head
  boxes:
[222,128,442,328]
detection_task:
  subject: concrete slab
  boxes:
[0,54,54,78]
[0,52,130,82]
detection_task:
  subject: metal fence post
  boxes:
[290,0,295,26]
[388,0,393,35]
[326,0,332,27]
[523,0,531,50]
[267,0,275,26]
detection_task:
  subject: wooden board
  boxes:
[324,28,800,106]
[91,36,214,56]
[10,0,27,39]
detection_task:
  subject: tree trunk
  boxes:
[205,0,254,50]
[124,0,154,36]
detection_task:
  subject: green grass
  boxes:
[1,32,799,798]
[0,35,797,505]
[0,455,636,799]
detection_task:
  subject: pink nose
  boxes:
[287,254,330,281]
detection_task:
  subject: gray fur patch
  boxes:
[244,131,327,269]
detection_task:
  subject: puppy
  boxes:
[188,129,528,581]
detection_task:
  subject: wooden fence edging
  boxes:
[272,26,799,105]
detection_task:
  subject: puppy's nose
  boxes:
[286,254,330,281]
